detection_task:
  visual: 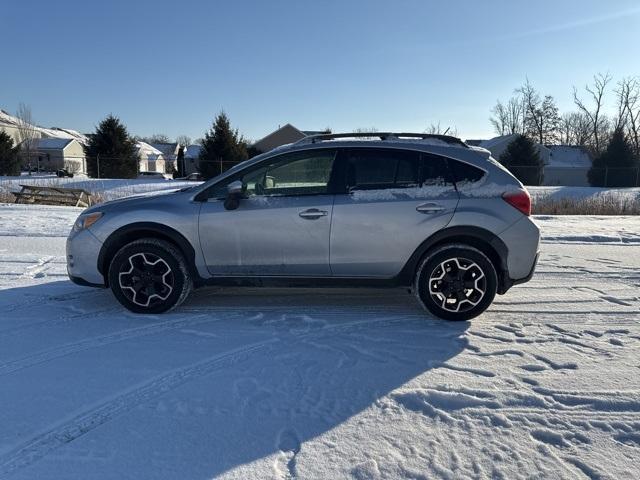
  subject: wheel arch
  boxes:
[97,222,202,287]
[399,226,511,294]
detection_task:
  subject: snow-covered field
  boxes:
[0,205,639,479]
[0,175,198,203]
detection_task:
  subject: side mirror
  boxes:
[224,180,244,210]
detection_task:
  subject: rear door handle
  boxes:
[416,203,445,214]
[299,208,328,219]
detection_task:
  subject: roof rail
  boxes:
[293,132,468,148]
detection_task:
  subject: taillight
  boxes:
[502,190,531,216]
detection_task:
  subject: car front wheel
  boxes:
[415,244,497,321]
[108,238,193,314]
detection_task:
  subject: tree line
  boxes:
[490,74,640,187]
[84,111,251,179]
[0,110,250,179]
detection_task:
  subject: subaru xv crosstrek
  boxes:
[67,132,540,321]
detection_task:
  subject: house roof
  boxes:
[547,145,592,168]
[136,141,164,159]
[253,123,306,147]
[479,134,519,149]
[185,145,202,158]
[150,142,180,156]
[35,138,74,150]
[1,109,89,146]
[43,127,89,146]
[0,109,22,127]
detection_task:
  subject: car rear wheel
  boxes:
[415,244,497,321]
[108,238,192,314]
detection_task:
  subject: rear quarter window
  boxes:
[448,160,485,185]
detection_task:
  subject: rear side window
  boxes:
[346,149,420,190]
[421,153,454,186]
[448,159,485,184]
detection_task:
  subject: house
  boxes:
[477,134,592,186]
[252,124,308,153]
[30,138,87,174]
[40,126,89,146]
[136,142,167,173]
[0,109,41,145]
[544,145,592,186]
[150,142,180,172]
[479,134,552,166]
[183,145,202,175]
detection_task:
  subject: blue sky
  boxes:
[2,0,639,142]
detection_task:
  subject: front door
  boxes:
[198,149,338,276]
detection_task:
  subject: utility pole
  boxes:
[97,154,100,179]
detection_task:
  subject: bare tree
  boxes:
[175,134,192,146]
[616,77,640,155]
[560,112,591,146]
[490,96,525,136]
[516,80,560,144]
[15,103,39,170]
[424,122,458,137]
[573,73,612,152]
[139,133,171,144]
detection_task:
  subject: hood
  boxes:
[85,188,183,213]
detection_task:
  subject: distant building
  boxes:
[136,142,167,173]
[477,134,592,186]
[544,145,592,186]
[0,109,40,145]
[183,145,202,175]
[150,142,180,172]
[40,126,89,146]
[479,134,552,166]
[31,138,87,174]
[252,124,328,153]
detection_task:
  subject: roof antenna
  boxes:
[443,127,450,135]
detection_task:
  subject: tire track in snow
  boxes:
[0,316,404,476]
[0,312,248,376]
[0,340,275,477]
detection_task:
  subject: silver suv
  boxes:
[67,133,540,321]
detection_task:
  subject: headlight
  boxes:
[72,212,103,232]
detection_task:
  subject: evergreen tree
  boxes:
[0,131,20,176]
[199,112,248,179]
[175,145,185,177]
[85,115,138,178]
[589,128,639,187]
[499,135,544,186]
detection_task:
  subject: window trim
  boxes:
[203,149,340,200]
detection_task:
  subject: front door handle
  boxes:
[416,203,445,214]
[299,208,328,219]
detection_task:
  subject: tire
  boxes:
[415,244,497,321]
[108,238,193,314]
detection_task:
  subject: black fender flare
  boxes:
[97,222,202,286]
[398,226,511,293]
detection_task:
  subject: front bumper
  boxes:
[66,228,106,287]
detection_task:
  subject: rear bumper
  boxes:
[512,251,539,286]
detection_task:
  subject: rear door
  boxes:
[330,148,459,277]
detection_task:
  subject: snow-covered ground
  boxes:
[0,175,199,203]
[0,205,639,479]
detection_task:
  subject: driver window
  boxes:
[243,150,336,197]
[206,149,336,199]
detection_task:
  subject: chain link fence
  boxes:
[506,165,640,187]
